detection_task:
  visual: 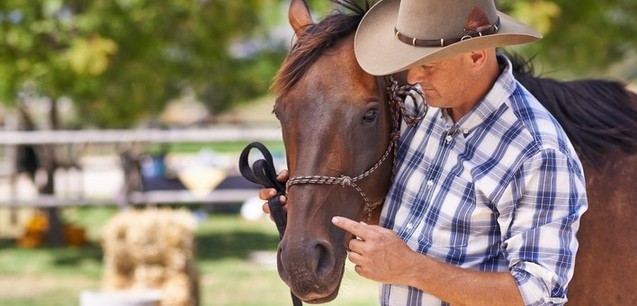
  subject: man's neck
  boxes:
[448,54,501,123]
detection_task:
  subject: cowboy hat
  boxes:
[354,0,542,76]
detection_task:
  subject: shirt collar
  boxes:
[440,54,517,135]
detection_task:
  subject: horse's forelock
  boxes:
[271,0,370,96]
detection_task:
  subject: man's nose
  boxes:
[406,66,424,85]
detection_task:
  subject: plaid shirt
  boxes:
[379,55,588,306]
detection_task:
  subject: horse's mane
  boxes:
[508,53,637,169]
[271,0,370,96]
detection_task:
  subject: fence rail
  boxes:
[0,126,281,207]
[0,189,259,208]
[0,126,282,145]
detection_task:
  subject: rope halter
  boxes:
[285,75,426,222]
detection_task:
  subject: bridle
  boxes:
[285,130,399,222]
[238,76,427,306]
[285,75,427,222]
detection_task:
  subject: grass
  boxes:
[0,206,377,305]
[145,140,285,155]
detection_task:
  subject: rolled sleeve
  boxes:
[511,261,568,305]
[502,148,587,306]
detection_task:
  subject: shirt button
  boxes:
[426,180,434,187]
[406,223,414,230]
[463,129,469,135]
[445,135,453,143]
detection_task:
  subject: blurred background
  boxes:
[0,0,635,305]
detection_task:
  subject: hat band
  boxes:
[394,16,501,47]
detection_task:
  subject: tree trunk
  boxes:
[44,97,65,246]
[40,143,64,246]
[18,97,66,246]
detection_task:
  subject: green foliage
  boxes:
[499,0,637,79]
[0,0,288,127]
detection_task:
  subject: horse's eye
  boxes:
[362,108,378,123]
[272,107,281,120]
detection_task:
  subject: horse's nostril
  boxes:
[315,240,335,278]
[276,242,291,282]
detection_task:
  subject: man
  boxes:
[261,0,588,305]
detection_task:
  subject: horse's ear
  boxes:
[289,0,314,36]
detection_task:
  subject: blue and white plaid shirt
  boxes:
[379,55,588,306]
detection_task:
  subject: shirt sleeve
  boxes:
[502,148,588,306]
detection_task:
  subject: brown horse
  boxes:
[270,0,637,304]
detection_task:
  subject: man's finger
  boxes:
[259,188,277,200]
[261,196,287,214]
[332,216,371,239]
[347,238,365,253]
[276,169,289,182]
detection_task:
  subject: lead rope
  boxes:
[387,75,428,128]
[238,142,303,306]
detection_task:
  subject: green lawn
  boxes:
[0,206,377,306]
[145,140,285,155]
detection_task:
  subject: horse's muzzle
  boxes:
[277,237,345,302]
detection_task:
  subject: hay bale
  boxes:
[162,273,194,306]
[127,214,166,265]
[101,208,199,306]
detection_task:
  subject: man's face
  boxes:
[405,53,473,111]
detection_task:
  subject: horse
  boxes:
[269,0,637,304]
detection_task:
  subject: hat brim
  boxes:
[354,0,542,76]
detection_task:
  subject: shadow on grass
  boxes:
[0,238,17,249]
[50,243,103,266]
[0,238,104,278]
[0,238,102,262]
[0,239,103,263]
[0,212,280,271]
[196,230,279,261]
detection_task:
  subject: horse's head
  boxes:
[271,0,395,302]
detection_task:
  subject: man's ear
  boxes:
[469,49,488,69]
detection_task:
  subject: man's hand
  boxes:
[331,216,418,284]
[333,216,525,306]
[259,169,289,215]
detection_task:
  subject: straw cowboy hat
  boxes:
[354,0,542,76]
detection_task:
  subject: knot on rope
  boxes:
[339,175,353,187]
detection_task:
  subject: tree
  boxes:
[0,0,288,128]
[499,0,637,81]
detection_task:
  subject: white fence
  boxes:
[0,126,282,145]
[0,126,283,207]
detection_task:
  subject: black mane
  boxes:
[509,53,637,169]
